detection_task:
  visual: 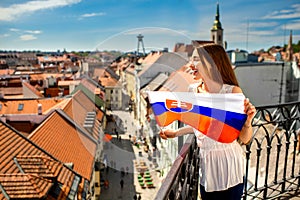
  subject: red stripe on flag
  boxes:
[155,111,240,143]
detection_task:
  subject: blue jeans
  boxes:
[200,182,244,200]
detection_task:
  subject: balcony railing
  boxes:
[154,101,300,200]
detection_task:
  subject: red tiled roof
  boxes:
[37,55,70,63]
[80,78,96,92]
[140,52,162,69]
[0,98,64,115]
[16,155,63,178]
[80,78,105,99]
[22,81,44,98]
[173,43,194,57]
[43,98,71,114]
[137,52,164,78]
[29,110,97,180]
[29,73,67,81]
[29,73,46,81]
[93,68,106,78]
[0,121,78,200]
[58,80,80,87]
[0,69,14,75]
[0,87,23,96]
[159,65,197,92]
[99,77,118,87]
[63,90,101,140]
[0,174,53,199]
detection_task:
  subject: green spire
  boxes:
[212,2,223,30]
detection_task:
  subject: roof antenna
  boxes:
[246,19,249,51]
[283,23,286,47]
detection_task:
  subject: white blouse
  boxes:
[191,84,245,192]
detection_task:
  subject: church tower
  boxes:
[211,2,224,47]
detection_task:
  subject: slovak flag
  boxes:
[147,91,247,143]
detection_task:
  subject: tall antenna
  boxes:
[283,23,286,47]
[246,19,249,51]
[136,34,146,56]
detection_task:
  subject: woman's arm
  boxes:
[159,126,194,140]
[233,86,256,144]
[239,98,256,144]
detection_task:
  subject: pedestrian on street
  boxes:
[104,179,109,189]
[120,179,124,189]
[133,194,137,200]
[115,128,119,139]
[138,194,141,200]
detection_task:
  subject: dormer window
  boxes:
[18,103,24,111]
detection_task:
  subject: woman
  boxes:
[159,43,256,200]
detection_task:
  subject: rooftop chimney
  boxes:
[37,103,42,115]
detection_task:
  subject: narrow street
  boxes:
[99,110,162,200]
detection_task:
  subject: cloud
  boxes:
[285,20,300,30]
[20,34,37,41]
[79,12,106,19]
[248,30,277,36]
[0,34,10,38]
[263,3,300,19]
[25,30,42,34]
[8,28,42,39]
[9,28,20,32]
[248,22,278,28]
[0,0,82,21]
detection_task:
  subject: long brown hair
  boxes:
[200,43,239,86]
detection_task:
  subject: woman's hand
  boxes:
[239,98,256,144]
[159,129,177,140]
[244,98,256,126]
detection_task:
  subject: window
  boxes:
[18,103,24,111]
[68,175,81,200]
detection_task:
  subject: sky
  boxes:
[0,0,300,53]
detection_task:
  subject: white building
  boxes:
[234,61,299,106]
